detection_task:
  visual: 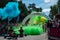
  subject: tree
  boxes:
[18,1,29,22]
[28,3,35,9]
[49,0,60,19]
[28,3,42,12]
[49,5,58,19]
[35,8,42,12]
[58,0,60,13]
[0,0,14,8]
[28,3,36,12]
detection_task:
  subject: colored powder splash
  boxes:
[0,2,20,21]
[12,24,44,35]
[0,8,8,20]
[12,15,48,35]
[4,2,20,21]
[29,15,48,24]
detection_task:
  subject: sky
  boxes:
[22,0,58,9]
[22,0,58,15]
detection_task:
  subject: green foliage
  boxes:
[49,0,60,19]
[58,0,60,7]
[49,5,58,19]
[28,3,42,12]
[36,8,42,12]
[58,0,60,13]
[0,0,15,8]
[18,1,29,22]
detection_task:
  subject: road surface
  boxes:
[0,33,48,40]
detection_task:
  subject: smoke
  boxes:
[0,2,20,21]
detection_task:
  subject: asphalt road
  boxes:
[0,33,48,40]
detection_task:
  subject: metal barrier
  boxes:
[48,27,60,39]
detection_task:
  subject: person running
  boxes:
[19,27,24,37]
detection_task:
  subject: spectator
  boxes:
[58,20,60,27]
[43,23,47,32]
[54,19,59,27]
[47,20,53,28]
[8,27,13,37]
[0,23,2,35]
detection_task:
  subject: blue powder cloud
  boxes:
[0,8,8,20]
[0,2,20,21]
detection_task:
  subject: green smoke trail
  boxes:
[12,15,48,35]
[12,24,44,35]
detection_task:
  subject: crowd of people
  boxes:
[43,18,60,32]
[46,18,60,28]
